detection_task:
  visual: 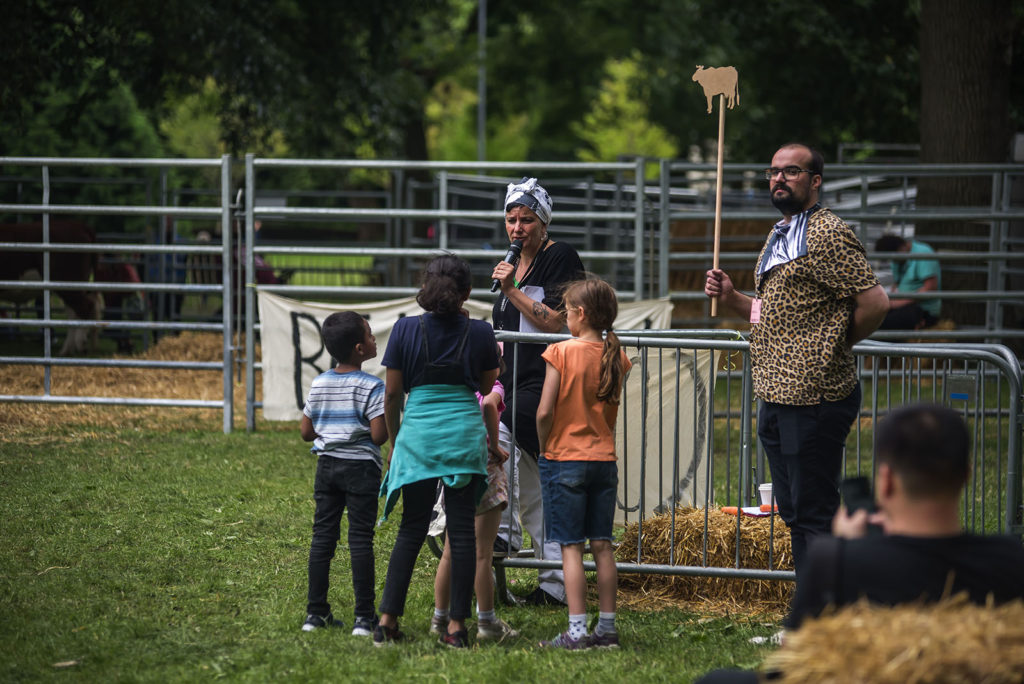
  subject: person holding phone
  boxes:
[783,403,1024,629]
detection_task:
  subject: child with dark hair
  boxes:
[375,254,500,648]
[536,278,631,650]
[299,311,387,636]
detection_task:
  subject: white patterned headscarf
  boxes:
[504,177,552,225]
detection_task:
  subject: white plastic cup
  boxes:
[758,482,775,507]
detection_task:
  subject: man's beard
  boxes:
[770,185,804,214]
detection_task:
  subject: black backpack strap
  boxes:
[451,316,471,362]
[418,315,433,363]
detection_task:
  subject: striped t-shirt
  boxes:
[302,369,385,466]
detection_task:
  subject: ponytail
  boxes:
[562,276,624,403]
[596,329,624,404]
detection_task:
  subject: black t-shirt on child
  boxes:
[382,313,498,393]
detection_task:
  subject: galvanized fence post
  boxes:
[221,154,233,433]
[634,157,645,301]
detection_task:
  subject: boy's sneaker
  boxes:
[372,623,405,647]
[429,614,449,635]
[439,628,470,649]
[477,618,519,642]
[351,616,378,637]
[302,613,342,632]
[538,630,589,651]
[587,631,620,649]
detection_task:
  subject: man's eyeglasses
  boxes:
[764,166,814,181]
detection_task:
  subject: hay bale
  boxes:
[0,332,260,435]
[616,506,793,615]
[766,596,1024,684]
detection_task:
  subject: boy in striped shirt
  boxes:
[300,312,387,636]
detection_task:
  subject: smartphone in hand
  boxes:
[840,476,875,513]
[840,476,883,536]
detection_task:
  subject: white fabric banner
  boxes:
[258,292,494,422]
[258,291,714,517]
[615,342,716,521]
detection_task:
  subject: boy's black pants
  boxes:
[307,456,381,619]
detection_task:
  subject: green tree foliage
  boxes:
[573,54,679,177]
[425,76,533,161]
[2,0,1021,173]
[484,0,645,160]
[636,0,923,163]
[2,0,477,162]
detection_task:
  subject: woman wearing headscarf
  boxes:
[491,177,584,606]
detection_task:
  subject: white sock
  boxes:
[477,608,496,623]
[596,611,617,636]
[433,608,449,620]
[568,614,587,641]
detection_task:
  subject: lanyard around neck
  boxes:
[501,238,549,315]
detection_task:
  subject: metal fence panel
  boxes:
[0,156,236,433]
[493,333,1023,584]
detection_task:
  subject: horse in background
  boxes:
[95,255,145,352]
[0,221,102,355]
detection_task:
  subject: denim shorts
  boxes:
[538,457,618,545]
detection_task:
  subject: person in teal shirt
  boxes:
[875,234,941,330]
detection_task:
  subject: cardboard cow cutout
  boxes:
[692,65,740,317]
[692,66,740,114]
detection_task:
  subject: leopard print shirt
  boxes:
[750,207,878,405]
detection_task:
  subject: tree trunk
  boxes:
[917,0,1014,329]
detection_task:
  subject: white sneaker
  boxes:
[477,617,519,642]
[351,616,377,637]
[429,614,449,635]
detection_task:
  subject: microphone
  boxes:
[491,239,523,292]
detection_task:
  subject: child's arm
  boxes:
[481,392,508,463]
[383,368,405,456]
[535,362,561,456]
[369,415,388,446]
[299,414,317,442]
[479,367,499,397]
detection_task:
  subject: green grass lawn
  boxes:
[264,253,377,287]
[1,423,779,682]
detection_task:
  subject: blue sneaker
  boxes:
[302,613,342,632]
[538,630,589,650]
[351,616,378,637]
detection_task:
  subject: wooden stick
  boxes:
[711,93,725,317]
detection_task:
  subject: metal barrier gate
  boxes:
[3,153,1024,445]
[492,332,1023,584]
[2,155,1022,584]
[0,156,237,433]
